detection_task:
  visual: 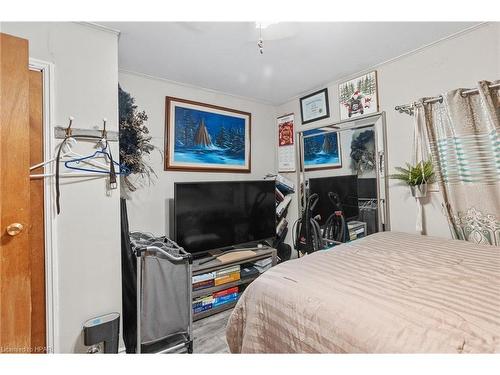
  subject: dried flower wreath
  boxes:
[119,85,159,193]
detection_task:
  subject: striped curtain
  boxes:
[416,81,500,246]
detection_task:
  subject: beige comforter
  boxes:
[226,232,500,353]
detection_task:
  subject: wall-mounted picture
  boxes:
[300,88,330,124]
[338,71,378,120]
[303,129,341,171]
[350,128,376,175]
[165,97,251,172]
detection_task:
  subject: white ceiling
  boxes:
[100,22,478,105]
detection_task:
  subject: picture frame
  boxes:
[165,96,251,172]
[300,88,330,124]
[338,71,379,120]
[303,129,342,171]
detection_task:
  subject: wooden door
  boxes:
[0,32,46,353]
[29,69,46,353]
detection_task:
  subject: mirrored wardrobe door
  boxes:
[294,112,389,254]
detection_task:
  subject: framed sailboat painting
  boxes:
[303,129,342,171]
[165,97,251,172]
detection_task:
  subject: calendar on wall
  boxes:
[277,113,296,173]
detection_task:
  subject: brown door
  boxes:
[0,32,46,353]
[29,69,46,353]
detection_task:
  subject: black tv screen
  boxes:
[308,175,359,224]
[174,180,276,254]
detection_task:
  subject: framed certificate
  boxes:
[299,88,330,124]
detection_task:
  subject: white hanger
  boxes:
[30,138,112,178]
[30,117,112,179]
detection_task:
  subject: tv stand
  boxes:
[196,244,268,265]
[191,243,263,260]
[192,246,277,321]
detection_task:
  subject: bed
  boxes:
[226,232,500,353]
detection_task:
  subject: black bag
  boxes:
[120,198,137,353]
[277,242,291,263]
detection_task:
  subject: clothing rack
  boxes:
[394,82,500,116]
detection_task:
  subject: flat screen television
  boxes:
[308,175,359,224]
[174,180,276,255]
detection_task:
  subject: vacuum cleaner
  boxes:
[293,193,324,256]
[323,192,349,244]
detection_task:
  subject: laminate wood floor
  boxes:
[192,308,232,353]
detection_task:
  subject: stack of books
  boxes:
[275,174,295,195]
[192,266,242,315]
[254,258,273,273]
[192,294,213,314]
[192,286,240,314]
[213,286,239,307]
[276,195,292,219]
[275,187,285,204]
[214,265,240,286]
[266,173,294,253]
[265,173,295,195]
[240,263,259,280]
[192,271,216,291]
[276,216,288,236]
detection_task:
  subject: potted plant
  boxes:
[390,160,435,198]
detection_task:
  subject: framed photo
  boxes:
[303,129,341,171]
[300,88,330,124]
[338,71,379,120]
[165,97,251,172]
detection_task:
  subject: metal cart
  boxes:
[130,232,193,354]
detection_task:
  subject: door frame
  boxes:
[29,58,58,354]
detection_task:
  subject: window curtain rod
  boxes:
[394,82,500,115]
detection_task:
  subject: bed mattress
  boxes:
[226,232,500,353]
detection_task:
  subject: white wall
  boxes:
[1,22,121,353]
[118,71,277,236]
[277,22,500,240]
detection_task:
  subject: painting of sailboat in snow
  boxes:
[165,97,251,172]
[303,129,341,171]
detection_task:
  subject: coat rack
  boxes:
[54,126,119,141]
[31,117,125,214]
[31,117,123,180]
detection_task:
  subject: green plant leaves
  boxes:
[390,160,435,186]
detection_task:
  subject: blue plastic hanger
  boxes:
[64,137,130,176]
